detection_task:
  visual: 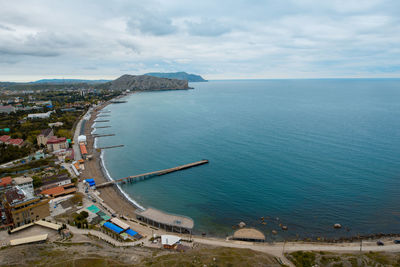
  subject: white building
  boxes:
[13,177,34,196]
[77,135,86,144]
[28,111,54,119]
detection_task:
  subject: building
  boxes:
[0,135,11,144]
[46,136,68,152]
[40,174,72,190]
[135,208,194,234]
[161,235,181,249]
[232,228,266,242]
[0,105,15,114]
[13,177,34,195]
[40,185,76,198]
[2,187,50,227]
[0,176,13,193]
[6,139,24,147]
[77,135,86,144]
[79,143,88,159]
[27,111,53,119]
[37,128,54,147]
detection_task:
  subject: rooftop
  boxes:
[4,187,28,205]
[0,135,11,143]
[47,136,66,144]
[7,139,24,146]
[136,208,194,229]
[13,176,33,185]
[41,174,70,186]
[233,228,266,241]
[0,176,13,188]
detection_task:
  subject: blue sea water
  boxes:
[95,79,400,240]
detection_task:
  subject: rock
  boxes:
[334,223,342,229]
[281,225,288,230]
[272,230,278,235]
[238,222,246,228]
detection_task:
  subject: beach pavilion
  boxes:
[232,228,266,242]
[135,208,194,234]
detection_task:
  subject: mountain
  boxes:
[31,79,111,84]
[103,74,190,91]
[144,72,207,82]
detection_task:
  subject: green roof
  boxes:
[67,139,72,143]
[3,128,10,132]
[87,205,100,214]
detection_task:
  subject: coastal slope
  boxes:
[103,74,190,91]
[145,71,207,82]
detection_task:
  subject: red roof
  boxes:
[47,136,67,144]
[0,176,12,188]
[80,143,88,155]
[7,139,24,146]
[0,135,10,143]
[41,186,65,196]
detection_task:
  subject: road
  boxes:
[73,108,92,161]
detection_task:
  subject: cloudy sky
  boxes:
[0,0,399,81]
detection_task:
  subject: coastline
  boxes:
[80,96,142,218]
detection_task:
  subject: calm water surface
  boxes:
[95,79,400,240]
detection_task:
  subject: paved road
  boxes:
[73,109,92,161]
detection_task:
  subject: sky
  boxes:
[0,0,399,81]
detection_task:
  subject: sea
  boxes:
[94,79,400,240]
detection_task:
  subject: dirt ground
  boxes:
[0,242,280,267]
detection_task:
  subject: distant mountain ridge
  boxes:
[102,74,190,91]
[144,72,207,82]
[31,79,111,84]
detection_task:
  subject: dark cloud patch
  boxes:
[186,19,231,36]
[0,24,14,31]
[127,15,177,36]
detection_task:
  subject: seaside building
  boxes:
[40,185,77,198]
[46,136,68,152]
[2,187,50,227]
[232,228,266,243]
[161,235,181,249]
[0,176,13,194]
[37,128,54,147]
[39,174,72,191]
[79,142,88,159]
[135,208,194,234]
[6,138,24,147]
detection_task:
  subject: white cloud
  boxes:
[0,0,399,81]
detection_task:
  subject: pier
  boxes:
[93,126,111,129]
[97,115,110,117]
[92,134,115,138]
[94,120,110,123]
[96,145,124,150]
[97,160,209,188]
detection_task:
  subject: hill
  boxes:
[31,79,110,84]
[102,74,190,91]
[144,72,207,82]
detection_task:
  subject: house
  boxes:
[46,136,68,152]
[2,187,50,227]
[0,105,15,114]
[0,135,11,144]
[37,128,54,146]
[6,139,24,147]
[13,177,34,195]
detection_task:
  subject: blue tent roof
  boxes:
[85,179,96,186]
[103,222,123,234]
[125,229,138,237]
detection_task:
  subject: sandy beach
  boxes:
[80,101,138,218]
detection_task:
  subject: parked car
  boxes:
[377,241,384,246]
[394,240,400,244]
[111,213,117,217]
[92,199,97,203]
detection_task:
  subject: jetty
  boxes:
[94,120,110,123]
[97,115,110,117]
[97,145,124,150]
[97,160,209,188]
[92,134,115,138]
[93,126,111,129]
[110,100,127,104]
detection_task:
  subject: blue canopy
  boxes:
[85,179,96,186]
[125,229,138,237]
[103,222,123,234]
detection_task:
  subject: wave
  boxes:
[99,140,145,210]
